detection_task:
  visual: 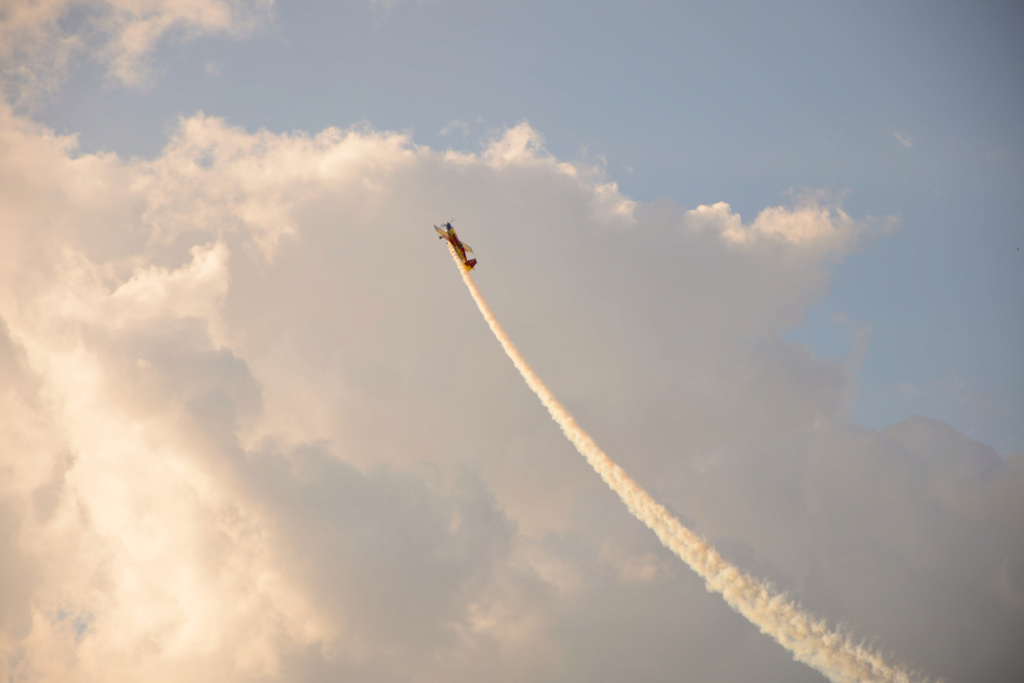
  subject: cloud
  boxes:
[682,197,868,254]
[0,104,1021,682]
[893,131,913,148]
[0,0,273,101]
[439,119,469,137]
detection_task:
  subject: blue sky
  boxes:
[1,2,1022,682]
[40,0,1024,452]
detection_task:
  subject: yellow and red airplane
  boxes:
[435,222,477,271]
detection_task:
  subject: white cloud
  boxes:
[483,122,550,168]
[682,197,867,253]
[480,123,636,222]
[894,131,913,148]
[439,119,469,137]
[137,113,428,257]
[0,104,1021,682]
[0,0,273,100]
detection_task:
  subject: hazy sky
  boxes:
[1,2,1022,682]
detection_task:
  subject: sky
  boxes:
[0,1,1022,682]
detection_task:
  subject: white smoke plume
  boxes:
[449,245,922,683]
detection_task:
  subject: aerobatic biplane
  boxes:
[435,222,477,271]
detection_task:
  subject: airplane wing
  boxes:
[463,243,474,255]
[435,225,449,238]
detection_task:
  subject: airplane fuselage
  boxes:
[435,222,477,270]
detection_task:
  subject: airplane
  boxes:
[435,222,477,271]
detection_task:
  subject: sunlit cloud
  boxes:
[0,0,273,101]
[1,98,1021,682]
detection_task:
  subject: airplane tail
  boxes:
[464,259,477,271]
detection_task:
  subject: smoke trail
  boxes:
[449,247,918,683]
